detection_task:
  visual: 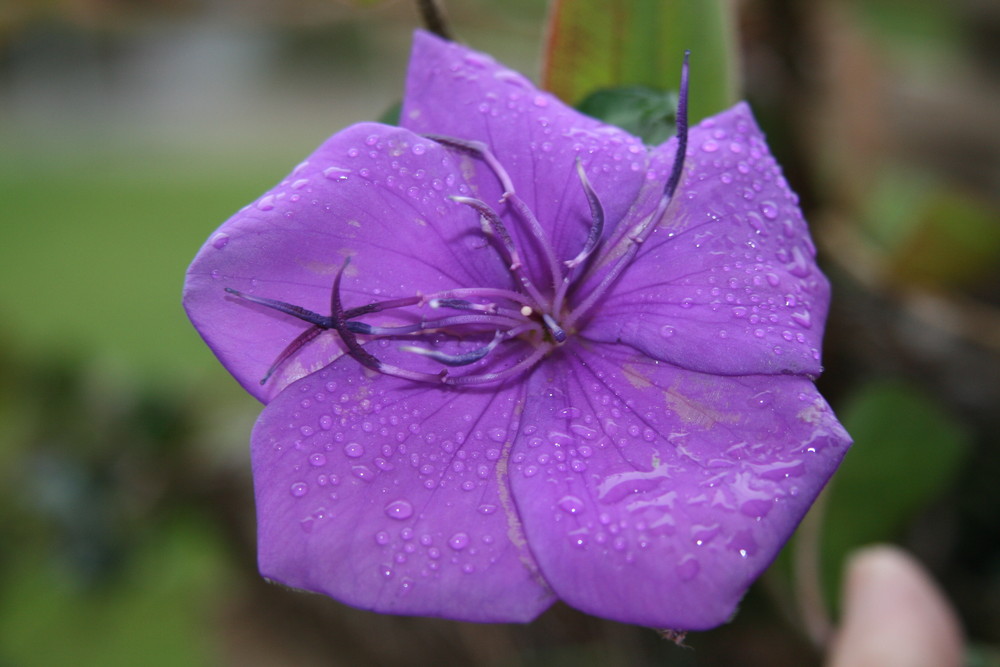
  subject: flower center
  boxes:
[227,53,690,388]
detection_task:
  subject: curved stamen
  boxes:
[425,135,516,193]
[564,159,605,270]
[258,325,324,385]
[662,50,690,201]
[564,51,691,330]
[442,343,550,386]
[423,287,535,308]
[564,194,669,332]
[429,298,498,314]
[349,312,525,337]
[345,295,423,319]
[451,195,550,308]
[552,159,606,316]
[329,259,381,372]
[542,313,567,344]
[430,134,563,300]
[327,260,445,383]
[225,288,333,328]
[402,330,504,367]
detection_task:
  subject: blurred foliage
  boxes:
[543,0,738,123]
[822,380,971,605]
[575,85,677,145]
[1,0,999,665]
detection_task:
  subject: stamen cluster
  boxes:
[227,56,691,387]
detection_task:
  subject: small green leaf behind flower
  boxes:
[543,0,739,124]
[576,86,677,145]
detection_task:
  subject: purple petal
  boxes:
[510,342,850,629]
[251,348,555,622]
[184,123,512,402]
[584,103,830,377]
[401,31,650,281]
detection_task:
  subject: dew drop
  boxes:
[759,201,778,219]
[323,166,351,181]
[308,453,327,467]
[256,194,276,211]
[557,495,586,515]
[791,311,812,329]
[289,482,308,498]
[382,499,414,521]
[344,442,364,458]
[448,532,470,550]
[351,465,374,481]
[786,245,812,278]
[211,233,229,249]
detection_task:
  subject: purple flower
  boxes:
[183,31,850,629]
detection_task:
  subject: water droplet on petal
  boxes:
[308,453,327,467]
[791,310,812,328]
[289,482,308,497]
[384,499,414,520]
[211,233,229,249]
[448,532,470,550]
[344,442,364,458]
[351,465,374,481]
[786,245,812,278]
[558,495,586,514]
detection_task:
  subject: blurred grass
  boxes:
[0,515,231,667]
[0,137,300,388]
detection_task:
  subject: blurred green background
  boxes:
[1,0,998,665]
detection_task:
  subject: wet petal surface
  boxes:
[584,104,830,377]
[184,123,509,402]
[252,344,554,622]
[402,31,650,284]
[510,342,850,629]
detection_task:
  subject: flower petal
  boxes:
[584,103,830,377]
[183,123,511,402]
[510,342,850,629]
[402,31,650,278]
[251,349,555,622]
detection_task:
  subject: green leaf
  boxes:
[820,379,970,603]
[576,86,678,145]
[542,0,739,124]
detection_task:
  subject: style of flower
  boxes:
[183,31,850,630]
